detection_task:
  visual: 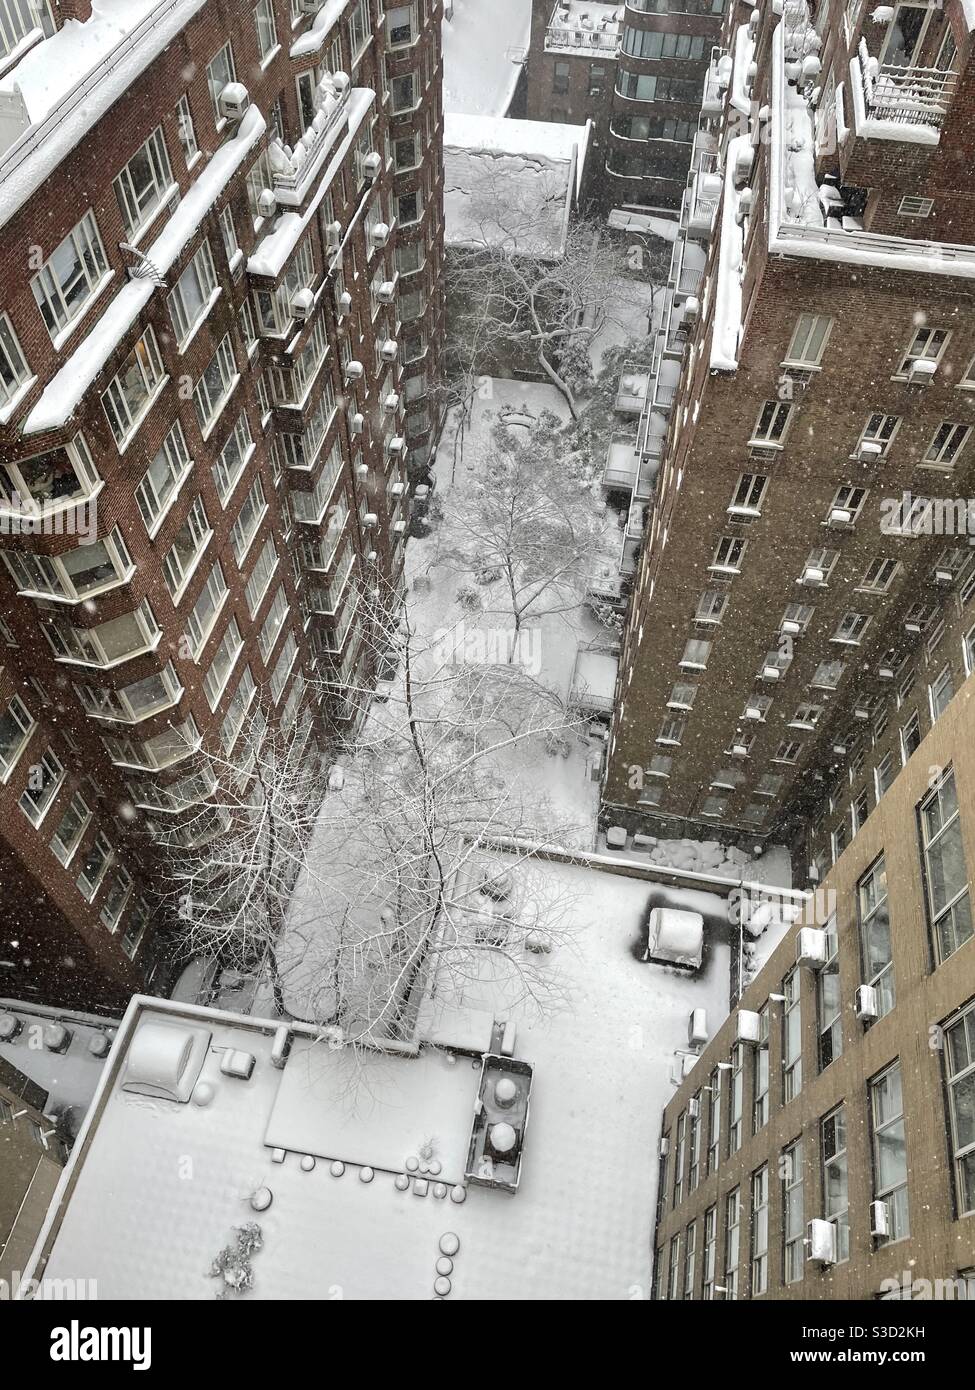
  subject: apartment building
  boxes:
[0,0,445,1011]
[652,670,975,1298]
[604,0,975,852]
[525,0,724,212]
[0,1051,66,1289]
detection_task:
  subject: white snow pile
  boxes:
[709,133,747,371]
[290,0,348,58]
[441,0,532,117]
[635,835,753,876]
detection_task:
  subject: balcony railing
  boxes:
[858,41,955,131]
[545,23,619,55]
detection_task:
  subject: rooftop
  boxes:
[0,999,118,1129]
[441,0,532,118]
[26,854,735,1300]
[545,1,621,55]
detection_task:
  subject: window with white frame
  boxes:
[833,610,871,645]
[695,589,728,625]
[176,94,199,166]
[219,204,239,266]
[50,792,92,866]
[394,132,420,172]
[207,43,236,122]
[185,564,229,657]
[750,1165,769,1296]
[667,681,697,711]
[193,334,237,434]
[657,715,685,746]
[103,716,200,772]
[860,556,899,592]
[930,663,955,720]
[113,126,173,239]
[43,601,160,668]
[812,658,845,690]
[245,538,279,616]
[168,240,218,346]
[723,1188,740,1299]
[4,529,132,601]
[897,325,949,375]
[101,328,165,447]
[76,830,113,901]
[898,195,934,218]
[752,1005,770,1133]
[135,422,191,533]
[121,898,150,957]
[211,412,254,504]
[710,535,747,573]
[790,702,823,730]
[729,473,767,516]
[922,421,971,468]
[230,477,267,565]
[76,663,182,723]
[391,72,417,113]
[397,189,421,225]
[203,617,244,710]
[221,665,256,752]
[829,484,867,523]
[19,747,64,826]
[0,0,54,60]
[254,0,278,61]
[702,1206,716,1299]
[919,769,972,964]
[784,313,832,367]
[270,632,298,702]
[348,0,370,58]
[751,399,792,446]
[858,855,894,1018]
[821,1105,850,1261]
[782,968,802,1102]
[100,868,133,931]
[0,434,100,514]
[943,1004,975,1217]
[245,148,274,223]
[163,496,211,599]
[728,1044,744,1155]
[258,586,289,663]
[782,1140,804,1284]
[31,211,108,341]
[0,696,34,782]
[387,2,416,45]
[870,1063,909,1243]
[818,918,842,1070]
[680,638,711,670]
[0,312,30,409]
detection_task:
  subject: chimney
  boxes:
[58,0,94,23]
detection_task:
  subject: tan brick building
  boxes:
[604,0,975,856]
[0,0,445,1010]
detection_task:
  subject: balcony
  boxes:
[669,232,706,300]
[269,77,352,204]
[615,362,652,415]
[852,40,955,143]
[544,2,620,56]
[701,46,727,115]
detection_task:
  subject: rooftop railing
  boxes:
[858,40,955,130]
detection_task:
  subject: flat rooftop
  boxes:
[27,857,732,1300]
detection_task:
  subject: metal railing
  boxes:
[858,40,955,130]
[545,24,619,54]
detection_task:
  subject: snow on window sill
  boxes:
[49,271,116,354]
[145,465,194,540]
[198,375,241,441]
[259,44,281,70]
[177,287,223,356]
[125,183,180,250]
[111,377,170,455]
[168,532,214,609]
[0,375,38,425]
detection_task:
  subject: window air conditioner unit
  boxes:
[390,481,405,497]
[688,1007,708,1047]
[388,435,406,456]
[290,288,314,321]
[878,664,894,679]
[733,144,753,187]
[361,151,382,180]
[736,1009,761,1044]
[377,280,397,304]
[344,359,364,381]
[356,462,369,477]
[337,290,353,315]
[218,83,250,121]
[801,566,824,586]
[300,0,322,12]
[853,706,870,719]
[832,742,847,755]
[383,392,400,412]
[869,1200,890,1238]
[908,358,936,385]
[659,1135,670,1158]
[748,6,759,33]
[688,1096,701,1119]
[392,519,407,534]
[736,189,753,224]
[257,188,278,219]
[829,507,852,526]
[380,338,398,362]
[762,664,781,681]
[731,741,750,756]
[806,1218,837,1266]
[854,984,878,1021]
[683,295,699,325]
[371,221,390,248]
[44,1024,72,1053]
[350,412,364,435]
[796,927,827,967]
[857,440,883,463]
[362,512,378,527]
[325,220,343,250]
[744,705,763,721]
[781,618,801,636]
[935,568,954,584]
[905,619,922,633]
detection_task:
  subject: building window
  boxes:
[668,682,697,711]
[930,664,955,720]
[897,325,949,376]
[391,72,417,113]
[818,917,842,1070]
[752,1005,770,1133]
[782,969,802,1102]
[751,400,792,447]
[101,328,165,448]
[0,434,100,515]
[871,1062,909,1243]
[901,710,921,764]
[680,638,711,670]
[100,868,133,931]
[387,3,416,46]
[657,716,685,747]
[203,617,244,711]
[833,611,871,645]
[857,412,899,457]
[919,769,972,963]
[135,422,192,534]
[821,1105,849,1263]
[121,898,150,958]
[683,1221,696,1299]
[728,1044,744,1155]
[185,566,229,657]
[0,696,35,782]
[923,421,970,469]
[711,535,747,573]
[168,241,218,347]
[19,747,65,826]
[50,793,92,866]
[163,496,212,600]
[207,42,236,122]
[553,60,569,95]
[4,530,132,602]
[0,0,54,60]
[774,740,802,764]
[875,751,895,800]
[782,1140,804,1284]
[706,1066,721,1174]
[898,195,934,218]
[0,312,31,409]
[702,1205,716,1300]
[723,1188,740,1299]
[750,1166,769,1296]
[860,556,899,593]
[858,855,894,1018]
[193,334,237,435]
[76,830,113,901]
[943,1003,975,1217]
[348,0,370,59]
[219,204,240,266]
[728,473,768,516]
[254,0,278,61]
[695,589,728,625]
[667,1233,682,1300]
[113,126,173,240]
[784,313,832,367]
[31,211,108,341]
[230,477,268,565]
[211,412,254,505]
[176,94,199,166]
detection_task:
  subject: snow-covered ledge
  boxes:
[709,135,748,372]
[848,51,940,147]
[23,104,266,436]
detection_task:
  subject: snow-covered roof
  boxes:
[25,852,734,1299]
[0,0,207,233]
[443,113,588,258]
[441,0,532,117]
[0,999,118,1122]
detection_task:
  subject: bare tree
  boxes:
[159,590,585,1051]
[430,409,615,648]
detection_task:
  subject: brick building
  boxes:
[0,0,445,1011]
[524,0,724,213]
[652,682,975,1298]
[604,0,975,861]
